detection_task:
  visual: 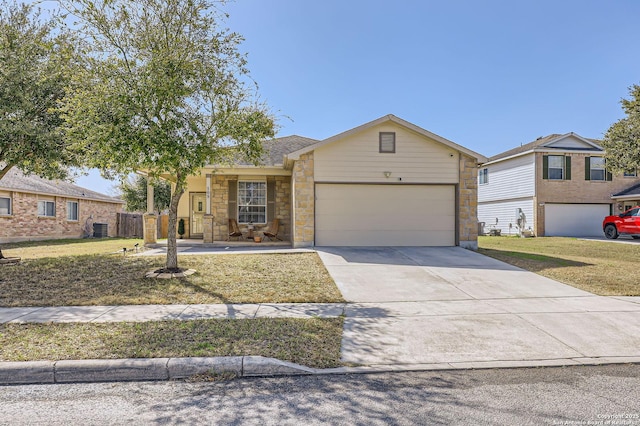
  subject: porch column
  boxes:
[203,174,214,243]
[143,213,157,246]
[146,182,154,214]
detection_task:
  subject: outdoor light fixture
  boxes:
[384,171,392,178]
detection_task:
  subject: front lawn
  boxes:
[0,239,344,307]
[479,236,640,296]
[0,317,344,368]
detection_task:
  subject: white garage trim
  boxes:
[544,203,611,237]
[315,183,456,246]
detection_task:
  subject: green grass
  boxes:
[0,251,344,307]
[478,236,640,296]
[0,318,344,368]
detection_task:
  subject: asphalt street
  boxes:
[1,364,638,425]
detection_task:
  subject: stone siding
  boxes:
[0,191,122,243]
[292,152,315,247]
[181,175,292,242]
[459,154,479,249]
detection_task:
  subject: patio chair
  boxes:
[227,218,243,241]
[263,218,282,241]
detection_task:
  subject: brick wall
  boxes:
[0,191,122,242]
[459,154,479,250]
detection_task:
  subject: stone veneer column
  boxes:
[458,154,479,250]
[292,152,315,247]
[143,213,157,246]
[203,214,214,243]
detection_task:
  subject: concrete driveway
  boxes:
[316,247,640,369]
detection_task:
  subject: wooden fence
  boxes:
[116,213,169,238]
[116,213,143,238]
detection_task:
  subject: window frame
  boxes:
[624,169,637,178]
[379,132,396,154]
[66,200,79,221]
[547,155,565,180]
[37,199,56,218]
[589,157,606,181]
[0,195,11,216]
[237,181,267,224]
[479,168,489,185]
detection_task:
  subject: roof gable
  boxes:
[286,114,487,163]
[487,133,602,163]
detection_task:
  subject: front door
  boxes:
[191,193,206,238]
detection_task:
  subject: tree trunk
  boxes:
[166,174,186,270]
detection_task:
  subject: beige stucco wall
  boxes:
[0,191,122,242]
[459,154,479,249]
[534,152,640,235]
[313,123,459,184]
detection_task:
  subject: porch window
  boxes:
[67,201,79,221]
[238,181,266,224]
[37,199,55,217]
[0,196,11,215]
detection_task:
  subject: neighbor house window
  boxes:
[479,168,489,184]
[589,157,606,181]
[238,181,266,224]
[379,132,396,153]
[67,201,79,221]
[547,155,565,180]
[37,199,55,217]
[0,196,11,215]
[624,169,637,177]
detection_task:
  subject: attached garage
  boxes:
[315,184,456,246]
[544,203,610,237]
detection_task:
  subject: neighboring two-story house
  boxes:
[478,133,640,237]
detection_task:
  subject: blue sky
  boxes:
[75,0,640,194]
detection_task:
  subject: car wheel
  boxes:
[604,224,619,239]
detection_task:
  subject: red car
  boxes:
[603,206,640,239]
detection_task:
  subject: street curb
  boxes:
[1,356,640,385]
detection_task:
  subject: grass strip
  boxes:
[478,236,640,296]
[0,318,344,369]
[0,253,344,307]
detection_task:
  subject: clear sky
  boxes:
[75,0,640,194]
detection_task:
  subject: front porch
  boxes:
[147,238,292,248]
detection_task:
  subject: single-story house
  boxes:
[144,114,487,249]
[478,132,640,237]
[0,168,124,242]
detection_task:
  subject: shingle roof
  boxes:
[0,168,123,203]
[613,182,640,198]
[487,134,602,162]
[232,135,320,166]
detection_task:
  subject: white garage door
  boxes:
[545,203,610,237]
[315,184,455,246]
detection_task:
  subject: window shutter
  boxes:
[606,170,613,181]
[542,155,549,180]
[267,177,276,221]
[228,179,237,219]
[585,157,591,181]
[565,156,571,180]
